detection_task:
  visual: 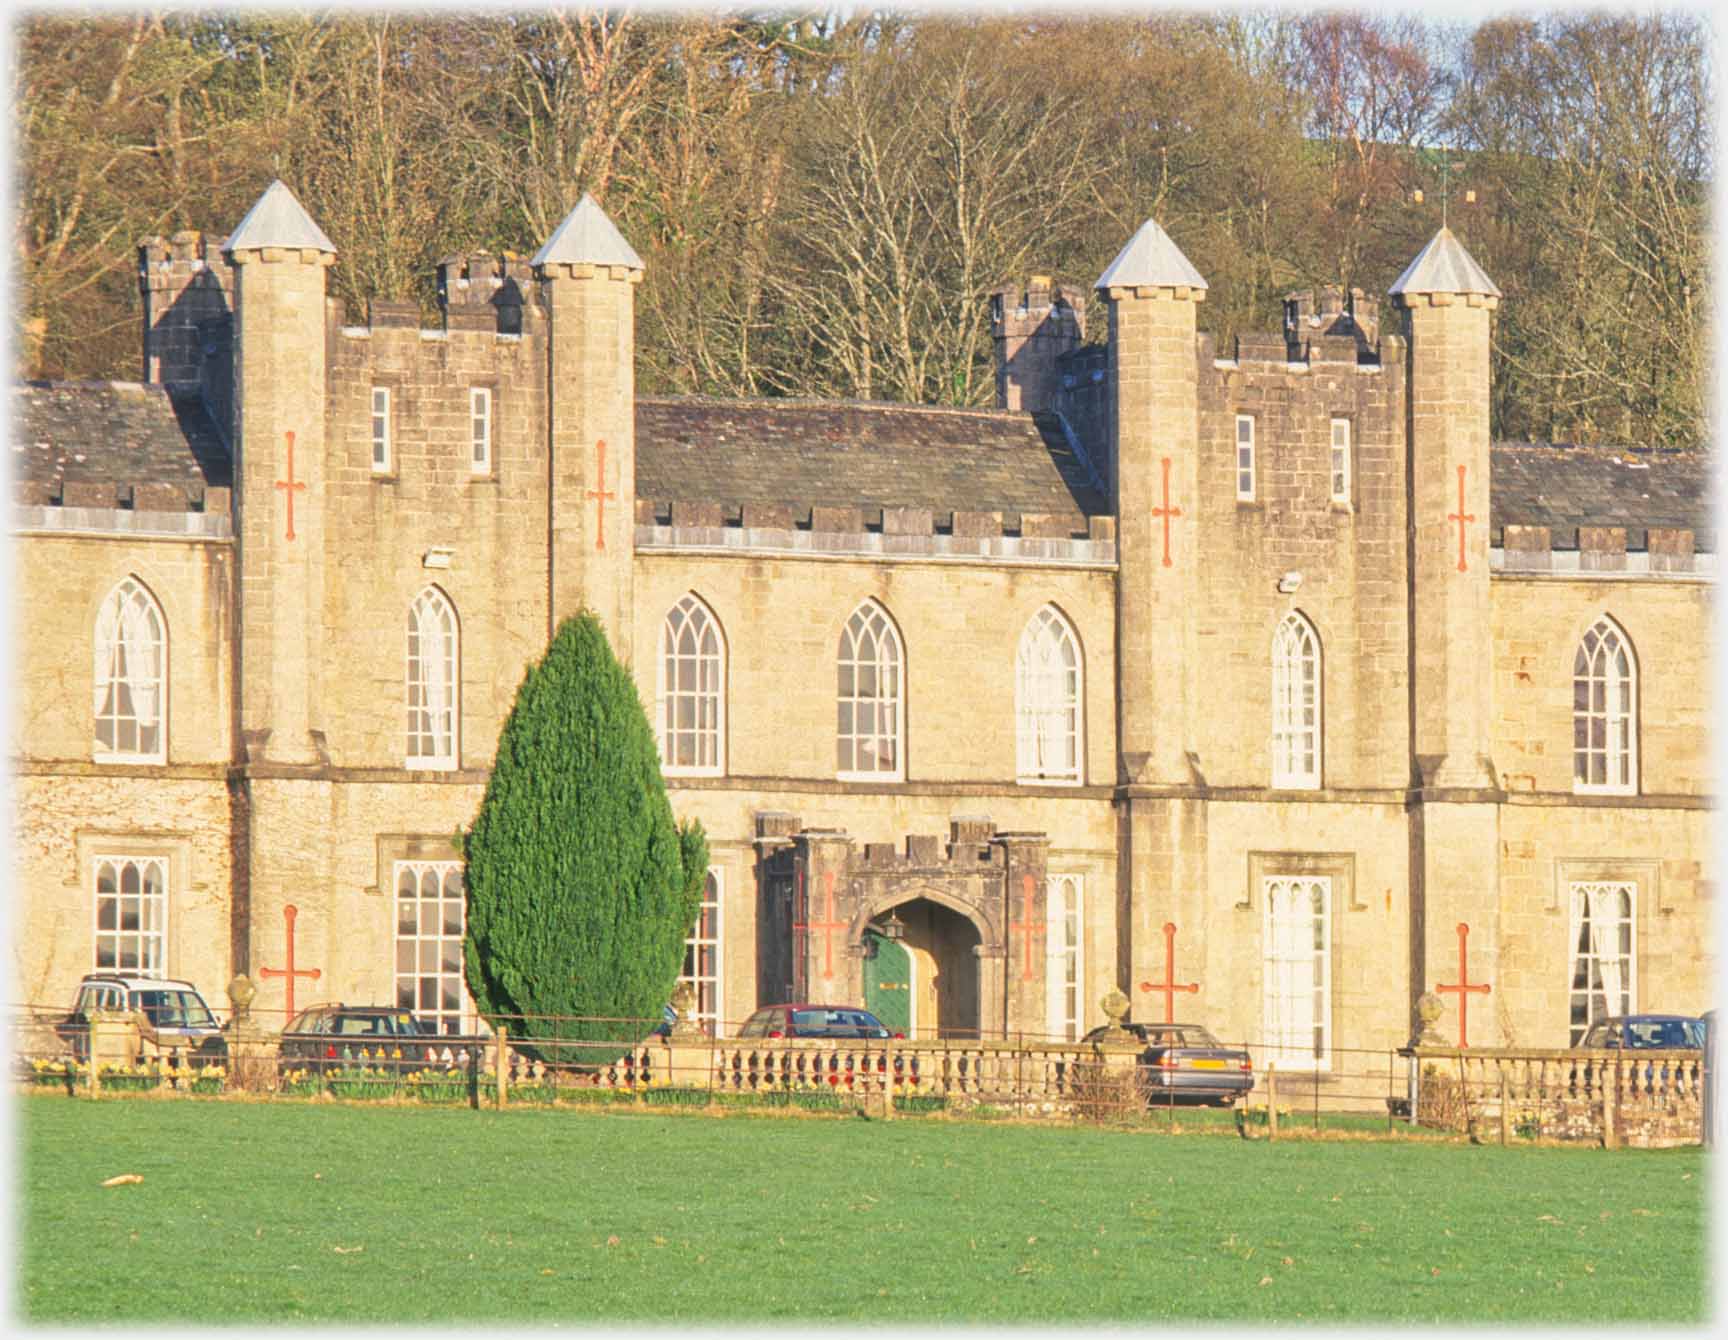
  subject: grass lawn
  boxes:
[16,1094,1709,1324]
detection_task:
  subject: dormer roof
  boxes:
[223,180,336,255]
[531,194,644,271]
[1389,227,1500,299]
[1094,217,1207,292]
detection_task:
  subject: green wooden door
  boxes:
[862,930,912,1035]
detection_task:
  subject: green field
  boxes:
[16,1095,1710,1323]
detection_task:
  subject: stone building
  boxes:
[12,181,1713,1067]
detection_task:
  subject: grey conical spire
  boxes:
[531,194,644,270]
[223,179,336,255]
[1389,227,1499,298]
[1094,217,1207,292]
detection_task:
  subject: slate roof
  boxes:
[13,382,231,499]
[634,397,1103,524]
[224,179,337,255]
[531,194,644,271]
[1489,442,1712,550]
[1095,218,1208,292]
[12,383,1711,550]
[1389,226,1500,298]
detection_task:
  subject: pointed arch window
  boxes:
[1271,613,1321,789]
[406,587,458,769]
[1574,616,1636,794]
[659,594,725,776]
[837,600,903,780]
[94,577,166,763]
[1016,606,1083,784]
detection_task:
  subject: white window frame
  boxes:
[92,854,169,977]
[406,586,459,770]
[1235,414,1256,501]
[371,386,392,473]
[469,387,492,474]
[678,868,724,1036]
[1568,882,1636,1045]
[1573,615,1637,795]
[657,594,725,777]
[1329,418,1352,503]
[1262,875,1331,1072]
[837,599,904,781]
[394,859,470,1035]
[1016,606,1083,785]
[93,576,167,764]
[1271,612,1321,789]
[1045,874,1085,1041]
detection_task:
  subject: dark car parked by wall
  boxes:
[735,1004,897,1040]
[1575,1015,1705,1050]
[278,1004,457,1074]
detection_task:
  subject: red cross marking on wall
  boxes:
[1007,874,1046,982]
[1448,464,1475,573]
[1138,921,1200,1024]
[791,870,847,981]
[259,903,321,1020]
[273,430,307,542]
[1435,921,1491,1048]
[586,439,617,552]
[1150,456,1182,568]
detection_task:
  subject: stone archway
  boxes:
[863,896,985,1039]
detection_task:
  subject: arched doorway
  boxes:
[861,898,982,1039]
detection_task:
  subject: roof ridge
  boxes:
[636,393,1037,422]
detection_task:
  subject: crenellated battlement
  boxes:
[138,231,234,387]
[1496,524,1707,575]
[436,252,535,335]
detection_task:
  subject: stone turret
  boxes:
[991,277,1086,412]
[223,179,337,767]
[533,194,644,658]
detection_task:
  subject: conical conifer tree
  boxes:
[463,612,707,1060]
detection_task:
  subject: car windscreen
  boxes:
[792,1009,887,1037]
[135,990,216,1029]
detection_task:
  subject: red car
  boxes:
[735,1004,898,1040]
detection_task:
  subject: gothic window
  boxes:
[1574,616,1636,794]
[677,870,723,1036]
[1568,882,1635,1045]
[658,594,724,776]
[1271,613,1321,789]
[93,855,168,976]
[1330,418,1352,502]
[406,587,458,769]
[1263,875,1330,1070]
[371,386,392,473]
[395,860,468,1035]
[1016,606,1083,784]
[1045,874,1085,1041]
[837,600,903,780]
[1235,415,1256,500]
[93,577,166,763]
[470,387,492,473]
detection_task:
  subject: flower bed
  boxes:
[407,1069,470,1104]
[328,1065,402,1101]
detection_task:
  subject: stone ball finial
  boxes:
[227,974,256,1018]
[1413,990,1448,1047]
[669,980,696,1016]
[1101,988,1130,1029]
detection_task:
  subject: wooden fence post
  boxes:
[495,1025,508,1109]
[1267,1066,1278,1140]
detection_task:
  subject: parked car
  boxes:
[1079,1021,1255,1106]
[55,973,227,1065]
[735,1004,898,1040]
[1575,1014,1705,1050]
[278,1003,450,1074]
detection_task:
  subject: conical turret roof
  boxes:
[1389,227,1499,298]
[531,194,644,270]
[1094,217,1207,292]
[223,179,336,255]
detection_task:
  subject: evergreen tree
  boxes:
[463,612,707,1062]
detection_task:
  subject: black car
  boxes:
[1575,1014,1706,1050]
[1080,1021,1255,1106]
[735,1004,896,1040]
[278,1004,444,1074]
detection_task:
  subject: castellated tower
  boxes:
[1391,227,1505,1043]
[990,277,1085,412]
[1096,218,1209,1013]
[533,195,644,659]
[223,180,337,767]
